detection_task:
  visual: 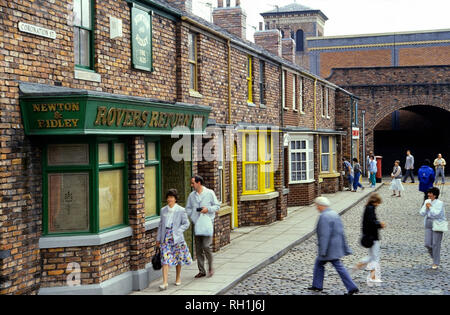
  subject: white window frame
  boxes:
[299,77,304,114]
[289,135,314,184]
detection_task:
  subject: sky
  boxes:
[192,0,450,41]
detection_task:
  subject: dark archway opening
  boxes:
[374,105,450,175]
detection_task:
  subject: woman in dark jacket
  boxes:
[353,193,386,285]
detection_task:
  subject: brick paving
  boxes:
[226,183,450,295]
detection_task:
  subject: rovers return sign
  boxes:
[20,95,211,136]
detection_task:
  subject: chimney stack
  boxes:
[212,0,247,40]
[254,29,282,57]
[165,0,192,14]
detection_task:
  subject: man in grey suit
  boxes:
[308,197,359,295]
[402,150,415,183]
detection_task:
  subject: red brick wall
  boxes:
[288,182,315,207]
[398,46,450,66]
[321,49,392,78]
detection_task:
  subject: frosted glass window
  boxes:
[114,143,125,164]
[48,173,90,233]
[145,166,158,218]
[98,143,109,164]
[48,144,89,166]
[99,170,124,230]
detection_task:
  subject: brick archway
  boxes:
[327,65,450,164]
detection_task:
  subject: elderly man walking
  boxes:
[308,197,359,295]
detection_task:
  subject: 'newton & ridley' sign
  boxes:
[18,22,57,40]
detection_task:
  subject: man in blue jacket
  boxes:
[308,197,359,295]
[418,159,436,201]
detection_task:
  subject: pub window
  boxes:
[145,139,161,219]
[188,32,198,92]
[74,0,94,69]
[247,56,253,104]
[242,131,274,195]
[43,138,128,236]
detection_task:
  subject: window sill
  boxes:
[260,103,267,109]
[283,107,289,111]
[218,205,232,217]
[74,68,101,83]
[189,90,203,98]
[326,116,331,119]
[39,227,133,249]
[289,179,316,185]
[247,101,256,107]
[293,109,298,112]
[241,191,279,201]
[300,111,306,115]
[145,217,161,231]
[319,172,340,179]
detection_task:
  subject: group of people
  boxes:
[156,175,220,291]
[308,186,447,294]
[342,152,378,192]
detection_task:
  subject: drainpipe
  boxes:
[314,79,317,130]
[362,109,366,176]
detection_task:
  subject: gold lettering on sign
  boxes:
[33,103,80,112]
[37,119,80,129]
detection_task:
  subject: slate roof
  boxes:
[260,2,328,20]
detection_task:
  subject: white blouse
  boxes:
[166,204,176,228]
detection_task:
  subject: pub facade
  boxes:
[0,0,358,295]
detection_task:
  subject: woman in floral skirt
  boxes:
[156,189,192,291]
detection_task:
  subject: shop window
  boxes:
[74,0,94,69]
[289,136,314,183]
[145,139,161,219]
[43,138,128,236]
[242,131,274,194]
[320,136,337,174]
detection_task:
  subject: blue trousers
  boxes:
[312,258,358,292]
[353,172,363,191]
[347,175,354,189]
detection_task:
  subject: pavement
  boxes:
[132,182,383,296]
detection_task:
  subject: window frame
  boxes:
[282,70,287,109]
[144,137,162,220]
[242,131,274,195]
[325,87,330,119]
[247,55,253,104]
[42,136,129,237]
[320,136,337,174]
[299,76,304,113]
[289,135,314,184]
[259,60,265,106]
[188,32,198,92]
[74,0,95,70]
[293,74,297,111]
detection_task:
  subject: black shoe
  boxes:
[344,288,359,295]
[307,286,323,292]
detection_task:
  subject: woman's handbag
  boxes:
[361,234,374,248]
[152,247,162,270]
[195,213,214,236]
[432,220,448,232]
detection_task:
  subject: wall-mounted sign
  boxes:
[352,127,360,140]
[20,95,210,136]
[18,22,57,40]
[131,5,153,71]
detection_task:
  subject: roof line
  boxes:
[307,28,450,40]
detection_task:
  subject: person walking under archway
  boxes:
[390,160,404,197]
[402,150,415,183]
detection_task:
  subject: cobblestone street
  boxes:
[226,182,450,295]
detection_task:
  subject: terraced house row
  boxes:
[0,0,360,295]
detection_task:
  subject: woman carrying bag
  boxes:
[156,189,192,291]
[353,193,386,286]
[420,187,448,270]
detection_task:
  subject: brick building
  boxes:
[0,0,357,295]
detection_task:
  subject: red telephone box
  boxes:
[376,156,383,183]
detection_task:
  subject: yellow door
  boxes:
[232,143,238,228]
